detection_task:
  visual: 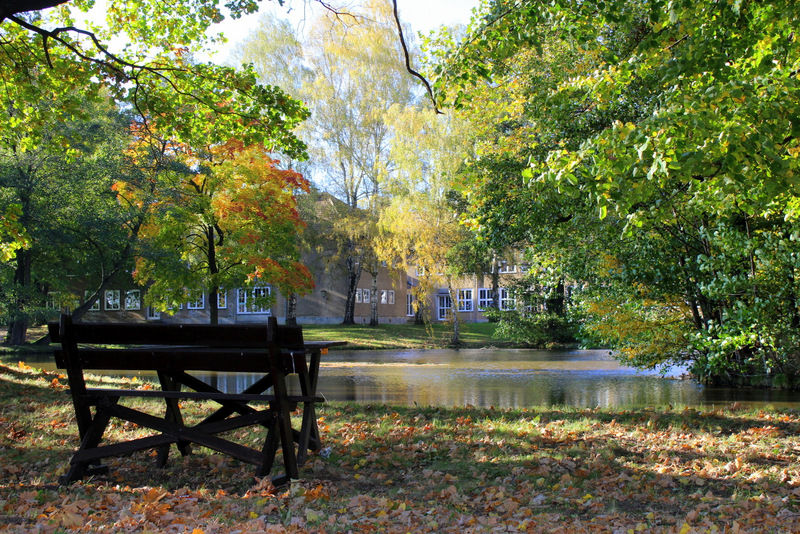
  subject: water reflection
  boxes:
[12,348,800,409]
[316,349,704,409]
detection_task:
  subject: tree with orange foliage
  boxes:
[116,127,313,324]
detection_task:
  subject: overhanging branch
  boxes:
[391,0,442,114]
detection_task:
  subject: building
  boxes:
[57,257,533,325]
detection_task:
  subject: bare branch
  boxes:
[391,0,442,114]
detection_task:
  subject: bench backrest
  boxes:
[48,315,305,373]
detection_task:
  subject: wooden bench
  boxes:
[48,314,323,486]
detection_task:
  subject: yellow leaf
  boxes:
[680,524,692,534]
[306,509,322,522]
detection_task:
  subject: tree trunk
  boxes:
[207,224,220,325]
[489,256,500,319]
[449,285,460,346]
[209,286,219,325]
[342,252,362,325]
[4,247,32,345]
[286,293,298,326]
[0,0,71,20]
[369,270,379,326]
[545,279,565,316]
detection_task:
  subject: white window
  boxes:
[237,287,271,314]
[125,290,141,310]
[85,291,100,311]
[458,289,474,312]
[499,263,517,273]
[362,288,370,303]
[500,288,515,311]
[187,290,205,310]
[146,306,161,320]
[105,290,121,311]
[356,289,363,303]
[217,291,227,309]
[438,295,452,320]
[388,290,395,305]
[478,288,494,310]
[415,266,426,276]
[407,293,416,316]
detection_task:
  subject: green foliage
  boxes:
[0,94,137,340]
[438,0,800,387]
[0,205,28,263]
[484,309,575,348]
[2,2,308,156]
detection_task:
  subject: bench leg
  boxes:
[156,372,192,467]
[60,400,117,484]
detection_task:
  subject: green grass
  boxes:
[301,321,510,350]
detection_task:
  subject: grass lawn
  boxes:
[1,363,799,533]
[301,322,511,350]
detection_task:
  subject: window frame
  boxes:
[478,288,494,311]
[457,289,474,312]
[437,294,452,320]
[187,290,205,310]
[237,286,272,315]
[407,293,416,317]
[499,287,515,311]
[85,291,101,311]
[105,290,121,311]
[125,289,141,311]
[498,263,517,274]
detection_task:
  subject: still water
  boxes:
[14,348,800,410]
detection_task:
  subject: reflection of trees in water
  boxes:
[159,369,705,409]
[313,371,705,409]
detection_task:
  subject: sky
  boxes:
[209,0,480,61]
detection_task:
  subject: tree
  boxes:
[116,124,314,324]
[439,0,800,386]
[1,3,314,318]
[239,0,418,324]
[0,93,139,345]
[378,105,474,344]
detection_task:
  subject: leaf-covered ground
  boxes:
[1,363,799,533]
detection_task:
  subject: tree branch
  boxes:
[391,0,441,114]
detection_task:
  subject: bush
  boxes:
[485,309,576,347]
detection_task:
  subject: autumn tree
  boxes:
[304,0,418,325]
[116,124,314,324]
[377,105,474,343]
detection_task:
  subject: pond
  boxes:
[14,347,800,409]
